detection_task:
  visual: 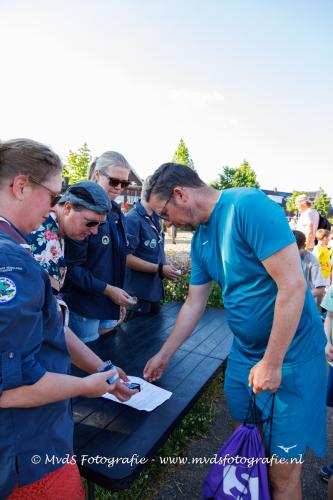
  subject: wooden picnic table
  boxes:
[71,302,233,496]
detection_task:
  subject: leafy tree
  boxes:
[313,188,331,215]
[172,138,195,170]
[211,160,259,190]
[285,191,307,213]
[63,142,91,185]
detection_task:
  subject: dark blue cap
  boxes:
[59,181,110,214]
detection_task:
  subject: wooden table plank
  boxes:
[72,303,232,491]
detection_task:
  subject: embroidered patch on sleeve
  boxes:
[0,276,17,303]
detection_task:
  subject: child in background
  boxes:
[313,229,331,287]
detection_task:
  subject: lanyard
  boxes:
[144,214,163,243]
[0,216,32,254]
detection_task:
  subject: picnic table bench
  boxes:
[71,302,233,497]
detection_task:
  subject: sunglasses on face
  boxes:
[102,174,130,189]
[29,177,62,207]
[84,218,105,228]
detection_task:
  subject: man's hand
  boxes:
[248,359,282,394]
[325,342,333,364]
[105,285,135,307]
[162,264,181,280]
[143,352,171,382]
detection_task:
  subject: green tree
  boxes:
[210,166,236,190]
[63,142,91,184]
[172,138,195,170]
[313,187,331,215]
[211,160,259,190]
[285,191,307,213]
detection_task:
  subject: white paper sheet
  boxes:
[102,376,172,411]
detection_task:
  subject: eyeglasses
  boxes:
[29,177,62,207]
[102,174,130,189]
[158,192,173,221]
[84,218,105,228]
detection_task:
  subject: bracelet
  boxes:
[158,262,164,278]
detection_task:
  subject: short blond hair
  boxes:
[316,228,330,241]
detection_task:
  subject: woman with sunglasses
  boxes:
[0,139,136,499]
[63,151,134,343]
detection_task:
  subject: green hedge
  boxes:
[163,271,223,309]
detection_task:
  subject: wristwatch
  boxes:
[97,360,119,385]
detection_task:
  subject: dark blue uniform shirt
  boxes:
[63,201,127,320]
[0,222,73,497]
[124,201,166,302]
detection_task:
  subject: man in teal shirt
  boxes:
[143,163,326,500]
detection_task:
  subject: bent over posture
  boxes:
[143,163,326,500]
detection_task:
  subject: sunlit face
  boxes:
[296,201,308,213]
[95,166,130,201]
[321,235,330,246]
[21,172,62,233]
[61,204,106,240]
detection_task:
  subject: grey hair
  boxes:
[91,150,131,178]
[141,176,152,201]
[0,138,62,187]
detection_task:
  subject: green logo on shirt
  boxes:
[102,236,110,245]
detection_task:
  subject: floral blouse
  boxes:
[29,212,66,289]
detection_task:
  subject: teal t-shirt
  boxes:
[190,188,325,364]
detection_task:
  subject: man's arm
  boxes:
[143,282,212,382]
[249,242,306,393]
[306,222,314,249]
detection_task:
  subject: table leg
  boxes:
[87,480,95,500]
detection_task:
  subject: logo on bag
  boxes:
[223,465,259,500]
[277,444,297,453]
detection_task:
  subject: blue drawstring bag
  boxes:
[202,393,274,500]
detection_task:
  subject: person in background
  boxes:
[295,194,319,250]
[124,176,179,319]
[313,228,332,287]
[0,139,136,499]
[63,151,134,343]
[293,230,326,310]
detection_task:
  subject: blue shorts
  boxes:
[69,311,117,343]
[224,350,327,460]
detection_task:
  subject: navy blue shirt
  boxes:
[124,201,166,302]
[0,221,73,497]
[63,201,127,320]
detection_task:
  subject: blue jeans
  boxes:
[69,311,117,343]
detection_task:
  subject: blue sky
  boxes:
[1,0,332,198]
